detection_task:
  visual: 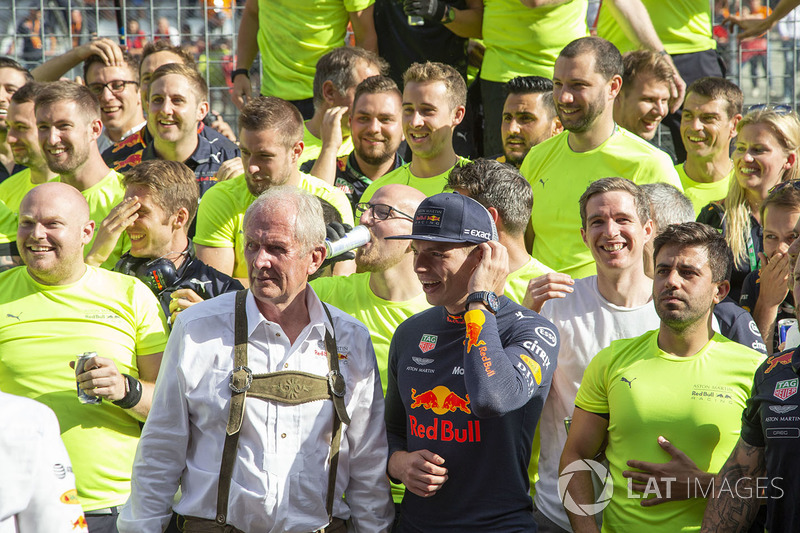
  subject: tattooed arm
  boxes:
[700,437,766,533]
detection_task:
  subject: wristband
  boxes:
[442,4,456,24]
[231,68,250,84]
[113,374,143,409]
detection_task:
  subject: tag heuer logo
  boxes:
[413,357,434,366]
[774,378,799,401]
[419,334,438,353]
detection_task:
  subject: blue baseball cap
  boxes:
[386,192,498,244]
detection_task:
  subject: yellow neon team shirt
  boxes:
[194,172,354,279]
[597,0,715,55]
[0,168,57,213]
[575,331,762,532]
[359,157,470,203]
[298,122,355,167]
[481,0,588,83]
[676,163,732,217]
[0,200,17,244]
[310,272,430,393]
[0,266,168,511]
[256,0,375,101]
[520,128,681,279]
[55,170,131,270]
[504,255,554,305]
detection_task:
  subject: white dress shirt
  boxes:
[118,288,393,533]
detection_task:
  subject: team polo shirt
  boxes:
[520,128,681,279]
[0,266,168,511]
[575,331,762,532]
[677,163,732,217]
[504,255,554,305]
[481,0,588,83]
[56,170,131,271]
[359,157,470,203]
[740,347,800,532]
[256,0,375,101]
[0,168,56,213]
[194,172,354,279]
[298,122,354,167]
[597,0,716,55]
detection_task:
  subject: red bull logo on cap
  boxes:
[72,516,88,530]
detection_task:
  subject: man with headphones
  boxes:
[87,159,242,322]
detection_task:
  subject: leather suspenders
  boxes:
[215,290,351,527]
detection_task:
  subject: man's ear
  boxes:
[173,207,190,230]
[322,80,338,106]
[290,140,304,165]
[608,75,623,100]
[713,279,730,304]
[452,105,466,127]
[197,100,210,123]
[307,245,327,276]
[81,219,96,246]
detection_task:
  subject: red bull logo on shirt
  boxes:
[411,386,471,414]
[765,351,794,374]
[464,310,494,377]
[409,386,479,442]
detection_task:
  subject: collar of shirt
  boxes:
[141,132,212,167]
[243,285,333,351]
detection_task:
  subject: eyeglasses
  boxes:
[87,80,139,96]
[768,179,800,194]
[355,202,414,221]
[746,104,795,115]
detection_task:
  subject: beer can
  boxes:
[75,352,101,405]
[564,416,572,434]
[779,318,797,345]
[325,225,371,259]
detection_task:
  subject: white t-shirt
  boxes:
[534,276,660,530]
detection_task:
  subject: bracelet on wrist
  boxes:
[113,374,143,410]
[231,68,250,84]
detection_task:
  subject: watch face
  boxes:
[487,292,499,311]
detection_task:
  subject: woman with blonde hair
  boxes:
[698,108,800,300]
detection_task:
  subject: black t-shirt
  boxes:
[374,0,469,85]
[385,298,559,532]
[739,269,795,353]
[740,347,800,532]
[714,296,767,354]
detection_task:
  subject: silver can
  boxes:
[75,352,101,404]
[325,225,371,259]
[779,318,797,345]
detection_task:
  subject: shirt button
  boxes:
[276,332,281,337]
[281,433,287,439]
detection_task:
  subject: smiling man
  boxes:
[613,50,673,144]
[84,160,242,319]
[359,62,469,203]
[676,77,743,216]
[0,82,57,213]
[0,58,32,182]
[35,81,130,270]
[301,75,406,209]
[560,222,763,533]
[194,96,353,282]
[524,178,661,532]
[384,192,559,532]
[0,182,167,532]
[520,37,681,280]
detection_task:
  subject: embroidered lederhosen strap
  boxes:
[215,290,351,527]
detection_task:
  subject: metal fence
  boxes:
[0,0,796,128]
